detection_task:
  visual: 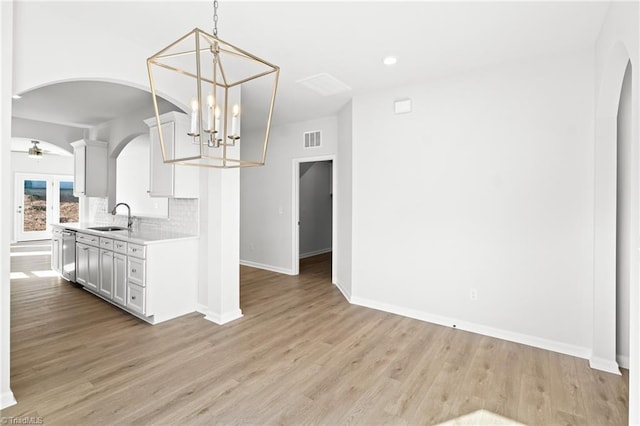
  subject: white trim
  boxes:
[202,309,243,325]
[617,354,630,370]
[292,155,337,278]
[334,281,351,302]
[299,247,332,259]
[350,296,592,362]
[0,391,16,410]
[590,356,622,375]
[240,259,295,275]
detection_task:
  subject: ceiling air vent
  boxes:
[304,130,321,149]
[296,73,351,96]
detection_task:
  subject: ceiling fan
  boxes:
[28,140,43,159]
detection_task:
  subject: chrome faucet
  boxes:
[111,202,133,229]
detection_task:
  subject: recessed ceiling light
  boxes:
[12,94,22,99]
[383,56,397,66]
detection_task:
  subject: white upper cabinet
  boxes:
[144,112,199,199]
[70,139,108,197]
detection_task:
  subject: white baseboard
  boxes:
[350,296,592,362]
[299,248,332,259]
[201,308,243,325]
[588,356,622,374]
[333,281,351,302]
[1,390,16,409]
[196,304,208,315]
[240,259,295,275]
[617,354,630,370]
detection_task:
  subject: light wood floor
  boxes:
[2,241,629,425]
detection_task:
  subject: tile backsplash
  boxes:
[89,198,199,235]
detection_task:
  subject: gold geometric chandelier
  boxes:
[146,1,279,168]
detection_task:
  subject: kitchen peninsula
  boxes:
[51,223,198,324]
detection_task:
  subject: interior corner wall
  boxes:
[240,117,338,274]
[336,102,353,299]
[350,50,596,356]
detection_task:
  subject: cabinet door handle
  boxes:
[131,296,136,300]
[132,269,137,273]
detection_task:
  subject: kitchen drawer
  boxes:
[113,240,127,254]
[126,283,146,315]
[127,243,146,259]
[99,237,113,250]
[77,232,99,247]
[127,257,146,286]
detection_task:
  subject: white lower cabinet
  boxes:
[126,244,147,315]
[76,242,99,292]
[113,253,127,306]
[127,283,146,315]
[99,249,114,299]
[97,238,126,307]
[51,228,63,274]
[72,230,197,324]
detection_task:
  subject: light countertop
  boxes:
[52,223,198,245]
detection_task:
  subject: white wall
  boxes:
[115,134,169,218]
[350,50,595,355]
[299,161,332,258]
[12,2,150,99]
[240,116,338,274]
[336,102,353,299]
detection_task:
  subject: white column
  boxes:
[199,167,242,324]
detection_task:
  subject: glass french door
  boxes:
[15,174,79,241]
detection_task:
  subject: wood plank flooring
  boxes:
[1,241,629,425]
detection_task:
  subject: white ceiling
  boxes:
[12,1,611,131]
[12,81,181,128]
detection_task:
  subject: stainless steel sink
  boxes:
[88,226,128,232]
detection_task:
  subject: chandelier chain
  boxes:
[213,0,219,36]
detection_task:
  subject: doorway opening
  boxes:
[14,173,79,242]
[616,60,632,370]
[292,156,336,281]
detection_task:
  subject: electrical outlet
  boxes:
[469,288,478,301]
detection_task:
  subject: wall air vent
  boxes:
[303,130,321,149]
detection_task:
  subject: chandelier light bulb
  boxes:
[189,99,199,135]
[206,95,215,131]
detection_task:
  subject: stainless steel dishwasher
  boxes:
[61,230,76,282]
